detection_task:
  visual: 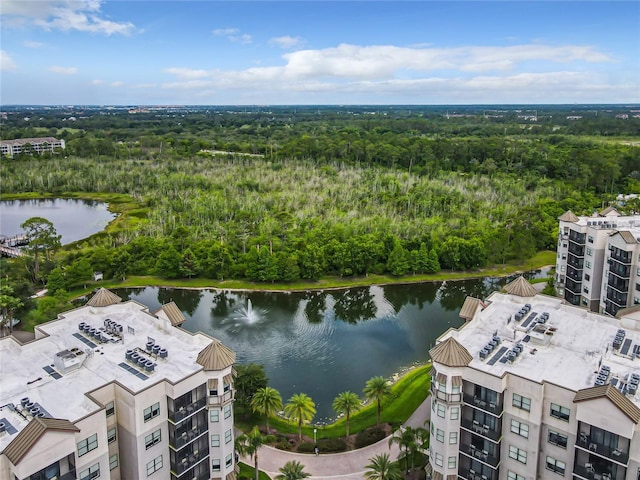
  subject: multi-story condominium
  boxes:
[555,208,640,314]
[0,137,66,157]
[428,277,640,480]
[0,288,238,480]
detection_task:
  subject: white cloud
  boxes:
[22,41,46,48]
[131,83,157,89]
[164,67,210,79]
[0,50,17,71]
[269,35,303,49]
[91,79,103,85]
[212,27,252,44]
[111,81,124,87]
[1,0,135,36]
[48,65,77,74]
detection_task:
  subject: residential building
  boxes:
[0,288,238,480]
[428,277,640,480]
[0,137,66,157]
[555,208,640,314]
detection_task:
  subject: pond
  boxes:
[115,269,548,423]
[0,198,116,245]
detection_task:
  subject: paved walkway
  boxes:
[241,396,431,479]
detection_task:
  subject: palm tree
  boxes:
[251,386,282,432]
[236,426,266,480]
[363,376,391,426]
[364,453,402,480]
[283,393,316,441]
[276,460,311,480]
[332,391,362,439]
[388,425,428,474]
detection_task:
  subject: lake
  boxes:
[115,270,547,422]
[0,198,116,245]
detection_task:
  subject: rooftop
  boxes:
[0,137,63,146]
[441,292,640,405]
[0,297,221,453]
[559,209,640,231]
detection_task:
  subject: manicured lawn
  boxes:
[239,462,271,480]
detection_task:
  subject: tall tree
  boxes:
[388,426,429,474]
[235,426,267,480]
[251,386,283,432]
[20,217,61,281]
[332,391,362,439]
[363,376,391,426]
[284,393,316,441]
[364,453,403,480]
[235,363,268,408]
[276,460,311,480]
[0,286,23,335]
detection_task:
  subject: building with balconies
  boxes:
[0,137,66,157]
[556,209,640,313]
[0,288,238,480]
[428,281,640,480]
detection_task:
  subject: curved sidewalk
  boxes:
[242,396,431,480]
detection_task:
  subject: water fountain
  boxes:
[224,298,265,331]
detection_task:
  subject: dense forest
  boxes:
[1,105,639,315]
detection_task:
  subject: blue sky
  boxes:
[1,1,638,105]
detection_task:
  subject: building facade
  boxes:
[428,282,640,480]
[0,289,238,480]
[0,137,66,157]
[555,208,640,315]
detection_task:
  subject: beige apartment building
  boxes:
[0,289,238,480]
[0,137,66,157]
[555,208,640,315]
[428,278,640,480]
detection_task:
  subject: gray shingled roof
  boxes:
[4,417,79,465]
[459,296,482,320]
[155,302,186,326]
[574,384,640,424]
[599,206,620,217]
[503,276,537,297]
[196,340,236,371]
[429,336,473,367]
[86,288,122,307]
[558,210,579,222]
[617,230,638,245]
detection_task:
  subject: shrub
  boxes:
[271,435,293,451]
[298,437,347,453]
[355,425,387,448]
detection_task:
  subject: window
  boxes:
[448,456,457,469]
[110,454,118,471]
[548,430,568,448]
[436,428,444,443]
[143,402,160,422]
[509,446,527,464]
[145,429,161,449]
[223,404,232,419]
[546,456,566,475]
[146,456,163,476]
[225,428,232,444]
[77,433,98,457]
[225,453,233,467]
[105,401,115,417]
[587,247,593,256]
[211,434,220,447]
[435,453,443,467]
[80,463,100,480]
[583,286,589,294]
[586,260,592,269]
[449,432,458,444]
[450,406,459,420]
[508,471,525,480]
[550,403,570,421]
[561,265,565,272]
[512,393,531,412]
[437,404,445,418]
[107,427,116,444]
[585,273,591,281]
[588,235,594,244]
[510,419,529,438]
[212,459,221,471]
[210,409,219,422]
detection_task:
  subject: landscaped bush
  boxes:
[355,425,387,448]
[271,434,293,451]
[298,437,347,453]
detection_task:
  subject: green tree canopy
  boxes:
[284,393,316,441]
[363,376,391,426]
[250,386,283,432]
[332,391,362,439]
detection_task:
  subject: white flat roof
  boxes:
[0,300,216,453]
[448,293,640,402]
[567,214,640,230]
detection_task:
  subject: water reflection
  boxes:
[116,269,549,422]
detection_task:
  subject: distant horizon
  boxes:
[2,103,639,108]
[1,1,638,105]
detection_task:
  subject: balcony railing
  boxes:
[573,464,623,480]
[567,255,584,269]
[568,243,585,256]
[611,250,632,264]
[608,262,630,279]
[460,444,500,468]
[460,418,501,442]
[569,231,586,243]
[463,394,502,416]
[576,436,629,465]
[173,426,208,450]
[172,449,209,476]
[430,384,463,403]
[169,397,207,423]
[458,466,498,480]
[208,389,234,406]
[565,279,583,294]
[606,289,627,307]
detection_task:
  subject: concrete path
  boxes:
[242,396,431,479]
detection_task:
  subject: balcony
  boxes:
[460,444,500,468]
[606,289,627,307]
[569,230,586,244]
[208,389,234,406]
[607,274,629,293]
[566,278,583,294]
[173,426,208,450]
[608,262,630,279]
[458,464,499,480]
[569,243,585,256]
[573,463,622,480]
[460,418,501,442]
[463,394,502,416]
[610,250,632,264]
[568,255,584,269]
[577,436,629,465]
[169,397,206,424]
[430,384,463,403]
[171,449,209,476]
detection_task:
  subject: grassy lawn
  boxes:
[239,462,272,480]
[247,364,432,439]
